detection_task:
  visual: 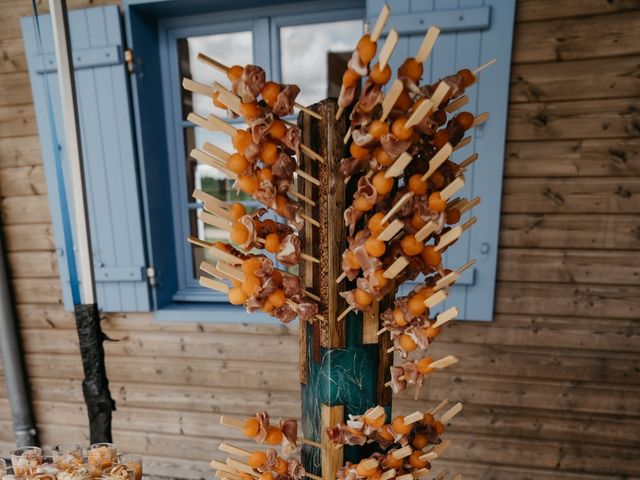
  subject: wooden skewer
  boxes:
[473,58,496,76]
[196,54,322,120]
[430,82,451,110]
[337,305,354,322]
[214,470,242,480]
[377,218,404,242]
[432,439,451,457]
[381,79,404,122]
[444,95,468,113]
[472,111,489,128]
[199,276,229,294]
[418,451,438,463]
[440,402,463,424]
[412,468,431,479]
[421,143,453,182]
[383,256,409,279]
[361,459,379,471]
[424,290,447,309]
[453,136,472,151]
[459,196,480,214]
[392,446,413,459]
[432,306,459,329]
[429,399,449,415]
[370,4,391,42]
[378,28,399,71]
[211,460,242,476]
[187,234,214,250]
[458,153,478,171]
[335,271,347,285]
[427,355,458,370]
[434,226,461,253]
[365,405,386,421]
[380,469,396,480]
[440,176,465,201]
[395,474,414,480]
[415,26,440,63]
[405,98,434,129]
[403,411,424,425]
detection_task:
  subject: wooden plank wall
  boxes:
[0,0,639,478]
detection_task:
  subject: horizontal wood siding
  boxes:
[0,0,638,479]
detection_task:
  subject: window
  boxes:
[159,5,364,303]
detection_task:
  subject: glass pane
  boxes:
[280,19,363,107]
[178,31,253,118]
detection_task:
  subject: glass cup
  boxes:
[86,444,117,478]
[56,464,93,480]
[1,459,7,478]
[99,465,134,480]
[10,447,42,476]
[117,455,142,480]
[35,456,58,476]
[52,443,84,470]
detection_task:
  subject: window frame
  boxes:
[157,1,365,304]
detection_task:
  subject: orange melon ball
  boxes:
[423,413,435,426]
[456,111,475,130]
[354,288,373,307]
[232,130,253,154]
[446,207,461,225]
[430,171,445,189]
[370,62,391,85]
[227,153,249,175]
[401,234,424,257]
[242,257,261,275]
[394,90,412,112]
[228,287,248,306]
[268,119,287,140]
[434,420,445,434]
[261,81,281,107]
[243,417,260,437]
[274,458,288,475]
[417,356,434,374]
[264,233,281,253]
[409,451,429,469]
[259,473,274,480]
[373,269,389,289]
[421,245,442,267]
[231,279,242,288]
[410,211,426,230]
[391,415,412,435]
[356,34,377,64]
[458,68,476,87]
[372,172,394,195]
[428,192,447,212]
[247,451,267,469]
[408,174,427,195]
[412,433,428,450]
[350,142,371,161]
[407,294,427,315]
[268,289,286,309]
[353,196,374,212]
[384,454,403,469]
[364,237,386,257]
[238,175,259,195]
[342,68,360,88]
[392,308,408,327]
[240,101,260,119]
[399,334,417,353]
[230,222,249,244]
[398,58,424,83]
[230,203,246,221]
[227,65,244,82]
[265,427,283,445]
[432,130,449,149]
[275,195,289,215]
[261,142,279,165]
[257,168,273,183]
[364,410,386,428]
[240,474,253,480]
[369,120,389,139]
[344,251,361,270]
[368,212,387,235]
[423,324,440,339]
[391,117,414,141]
[262,299,275,313]
[241,275,261,297]
[374,147,394,167]
[356,461,378,477]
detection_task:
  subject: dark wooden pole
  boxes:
[299,100,395,479]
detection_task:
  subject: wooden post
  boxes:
[299,100,394,478]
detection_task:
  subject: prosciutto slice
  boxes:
[276,234,301,266]
[236,64,266,102]
[273,85,300,117]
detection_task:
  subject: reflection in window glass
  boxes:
[179,31,253,117]
[280,20,362,106]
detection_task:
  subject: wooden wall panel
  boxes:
[0,1,638,479]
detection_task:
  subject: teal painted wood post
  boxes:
[298,100,394,479]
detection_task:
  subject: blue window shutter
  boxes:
[21,5,151,312]
[366,0,515,320]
